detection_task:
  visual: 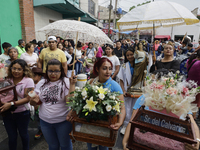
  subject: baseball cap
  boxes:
[48,36,57,42]
[188,43,193,47]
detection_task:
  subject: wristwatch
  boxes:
[10,102,14,106]
[10,102,15,108]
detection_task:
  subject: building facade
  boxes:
[0,0,98,52]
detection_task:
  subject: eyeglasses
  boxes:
[47,70,61,75]
[11,67,23,72]
[48,41,55,44]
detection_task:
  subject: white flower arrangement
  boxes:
[0,62,7,80]
[67,83,122,121]
[144,73,199,119]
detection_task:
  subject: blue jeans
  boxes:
[87,143,108,150]
[3,110,30,150]
[40,119,73,150]
[75,59,83,75]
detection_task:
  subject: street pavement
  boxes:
[0,115,124,150]
[1,114,200,150]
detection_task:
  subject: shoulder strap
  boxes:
[86,48,92,56]
[187,60,197,73]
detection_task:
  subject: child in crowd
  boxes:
[67,47,77,77]
[32,67,44,139]
[75,43,84,75]
[0,42,12,64]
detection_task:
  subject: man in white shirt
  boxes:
[0,42,12,63]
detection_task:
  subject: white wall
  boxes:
[80,0,98,18]
[80,0,88,13]
[34,7,63,41]
[156,23,200,42]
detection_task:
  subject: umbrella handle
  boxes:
[72,17,81,74]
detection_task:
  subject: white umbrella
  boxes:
[37,20,113,45]
[117,1,199,31]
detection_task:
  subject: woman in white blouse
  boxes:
[20,43,38,68]
[102,44,120,80]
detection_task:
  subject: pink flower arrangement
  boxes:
[143,73,199,119]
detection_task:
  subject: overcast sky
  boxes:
[99,0,200,13]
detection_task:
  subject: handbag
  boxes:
[0,80,17,116]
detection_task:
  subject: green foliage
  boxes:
[67,83,121,122]
[129,1,151,11]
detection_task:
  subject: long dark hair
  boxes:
[188,49,200,64]
[41,59,68,95]
[104,44,115,55]
[124,47,135,67]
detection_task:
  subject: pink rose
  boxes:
[150,83,157,89]
[182,86,189,96]
[170,79,174,84]
[156,85,164,90]
[166,87,177,95]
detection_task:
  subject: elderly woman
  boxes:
[20,43,38,68]
[5,47,19,67]
[150,42,180,73]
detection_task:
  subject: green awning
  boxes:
[34,0,97,23]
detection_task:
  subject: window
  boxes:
[88,0,95,16]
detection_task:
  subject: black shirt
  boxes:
[114,48,125,58]
[150,60,180,73]
[68,53,76,70]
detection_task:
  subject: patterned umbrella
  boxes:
[37,20,113,45]
[117,1,199,31]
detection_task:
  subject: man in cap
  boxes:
[37,36,68,74]
[187,43,195,56]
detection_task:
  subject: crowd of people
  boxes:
[0,35,200,150]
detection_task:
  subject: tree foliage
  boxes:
[129,1,151,11]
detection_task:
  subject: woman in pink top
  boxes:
[96,44,103,61]
[154,40,160,57]
[0,59,34,150]
[29,59,76,150]
[20,43,38,68]
[187,49,200,119]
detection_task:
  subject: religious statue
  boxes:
[128,42,148,94]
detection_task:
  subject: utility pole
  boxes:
[97,5,100,27]
[97,5,103,27]
[113,0,118,29]
[108,0,112,38]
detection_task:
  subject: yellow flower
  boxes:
[98,86,107,94]
[83,97,98,112]
[113,102,120,113]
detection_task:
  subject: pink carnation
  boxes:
[0,63,4,69]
